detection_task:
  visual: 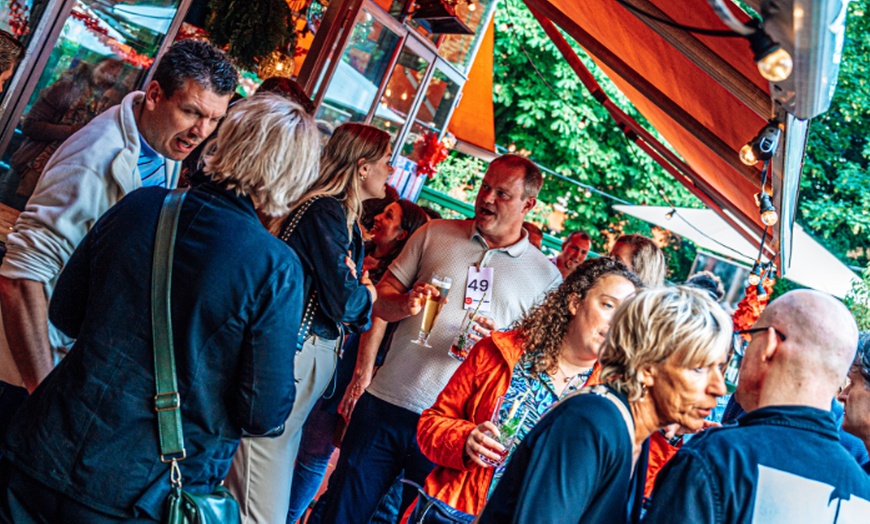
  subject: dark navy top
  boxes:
[643,405,870,523]
[2,183,303,519]
[281,196,372,345]
[479,386,640,524]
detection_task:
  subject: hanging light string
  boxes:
[623,139,755,262]
[503,0,752,262]
[613,0,748,37]
[494,144,632,205]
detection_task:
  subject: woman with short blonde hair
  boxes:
[206,93,320,217]
[0,93,323,521]
[480,286,731,523]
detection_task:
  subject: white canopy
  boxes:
[613,205,858,299]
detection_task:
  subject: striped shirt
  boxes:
[137,133,166,188]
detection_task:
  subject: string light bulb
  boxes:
[756,279,769,300]
[467,0,476,11]
[758,192,778,226]
[584,188,592,199]
[740,123,782,166]
[739,144,758,166]
[748,262,763,286]
[747,26,793,82]
[665,208,675,220]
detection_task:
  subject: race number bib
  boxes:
[464,266,493,312]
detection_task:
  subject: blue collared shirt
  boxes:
[137,133,166,188]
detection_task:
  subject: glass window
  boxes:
[0,0,182,212]
[398,67,460,157]
[315,9,401,134]
[369,45,429,144]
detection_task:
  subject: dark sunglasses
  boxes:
[731,327,786,358]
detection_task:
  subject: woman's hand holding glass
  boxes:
[464,421,505,468]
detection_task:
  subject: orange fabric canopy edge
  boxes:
[525,0,771,238]
[448,18,496,152]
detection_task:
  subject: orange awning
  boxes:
[522,0,806,259]
[448,18,496,152]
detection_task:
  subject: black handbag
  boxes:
[401,480,475,524]
[152,189,241,524]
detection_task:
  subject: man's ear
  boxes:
[522,196,536,214]
[760,326,779,363]
[143,81,162,111]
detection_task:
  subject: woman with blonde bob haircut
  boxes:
[227,122,393,522]
[205,93,320,217]
[480,286,732,524]
[0,94,322,521]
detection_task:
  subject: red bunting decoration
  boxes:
[732,275,776,331]
[70,9,154,69]
[413,131,450,178]
[8,0,30,36]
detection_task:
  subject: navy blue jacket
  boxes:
[282,197,371,345]
[2,183,302,519]
[644,406,870,523]
[480,386,642,524]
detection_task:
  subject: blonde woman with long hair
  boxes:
[226,122,393,523]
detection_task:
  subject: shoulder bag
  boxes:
[152,189,240,524]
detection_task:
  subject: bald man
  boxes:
[644,290,870,523]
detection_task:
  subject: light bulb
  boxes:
[468,1,477,11]
[508,144,516,153]
[748,262,762,286]
[584,189,592,198]
[739,144,758,166]
[758,193,778,226]
[665,209,675,220]
[757,48,793,82]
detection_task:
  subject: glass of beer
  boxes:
[412,274,452,348]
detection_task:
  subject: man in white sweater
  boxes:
[0,40,237,393]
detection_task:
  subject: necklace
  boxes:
[557,363,592,384]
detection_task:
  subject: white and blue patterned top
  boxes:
[489,357,593,495]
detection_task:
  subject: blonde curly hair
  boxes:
[599,286,732,401]
[515,257,644,378]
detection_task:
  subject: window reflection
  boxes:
[399,67,460,157]
[370,47,429,144]
[0,0,181,213]
[316,9,401,134]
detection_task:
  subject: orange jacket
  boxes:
[644,429,682,499]
[415,330,601,516]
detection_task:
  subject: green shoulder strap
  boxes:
[152,189,188,463]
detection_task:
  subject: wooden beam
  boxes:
[525,2,768,250]
[523,0,763,187]
[618,0,771,119]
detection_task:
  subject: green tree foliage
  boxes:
[490,0,700,279]
[800,0,870,268]
[845,265,870,330]
[207,0,294,69]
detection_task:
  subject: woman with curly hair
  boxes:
[413,257,643,517]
